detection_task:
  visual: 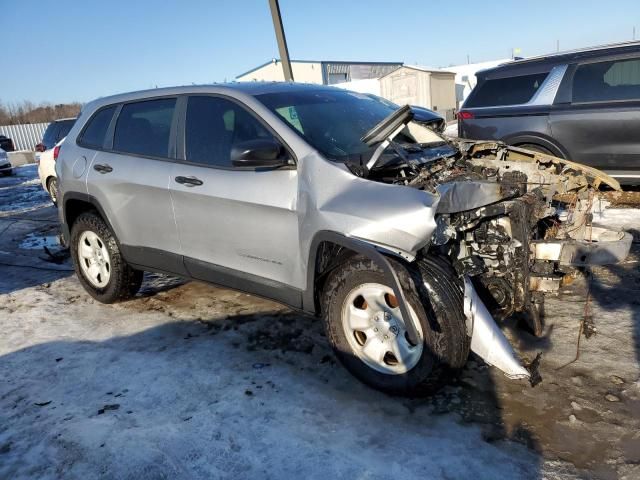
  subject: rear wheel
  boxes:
[322,256,470,395]
[47,177,58,205]
[70,212,143,303]
[516,143,556,156]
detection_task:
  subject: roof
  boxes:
[379,65,456,78]
[84,82,347,110]
[236,59,403,78]
[479,41,640,76]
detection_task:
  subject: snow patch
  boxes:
[19,233,60,250]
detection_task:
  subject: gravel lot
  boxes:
[1,165,639,479]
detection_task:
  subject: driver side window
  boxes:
[185,96,275,168]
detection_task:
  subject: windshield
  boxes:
[257,89,405,159]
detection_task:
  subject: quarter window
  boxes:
[114,98,176,158]
[465,72,549,107]
[572,58,640,103]
[185,96,275,168]
[80,108,115,148]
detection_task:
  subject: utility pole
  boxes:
[556,39,560,52]
[634,26,636,41]
[466,54,470,64]
[268,0,294,81]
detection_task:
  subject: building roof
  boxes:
[236,59,403,78]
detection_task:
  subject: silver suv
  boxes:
[57,83,631,395]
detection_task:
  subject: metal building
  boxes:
[236,59,402,85]
[380,66,457,121]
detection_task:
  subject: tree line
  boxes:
[0,100,82,126]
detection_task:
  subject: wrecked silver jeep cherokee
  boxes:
[58,83,632,395]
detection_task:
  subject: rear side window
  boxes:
[185,96,275,168]
[80,107,116,148]
[572,57,640,103]
[465,72,549,107]
[114,98,176,158]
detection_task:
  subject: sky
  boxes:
[2,0,639,105]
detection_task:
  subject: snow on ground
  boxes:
[1,167,639,479]
[0,164,50,217]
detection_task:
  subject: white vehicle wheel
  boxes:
[77,230,111,288]
[341,283,423,374]
[47,178,58,205]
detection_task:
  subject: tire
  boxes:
[46,177,58,205]
[70,211,143,303]
[322,255,470,395]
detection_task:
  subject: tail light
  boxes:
[458,111,474,120]
[53,145,60,161]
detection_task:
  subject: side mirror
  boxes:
[230,138,291,168]
[35,143,46,153]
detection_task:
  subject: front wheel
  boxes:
[322,256,470,395]
[70,212,143,303]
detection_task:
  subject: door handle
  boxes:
[175,175,203,187]
[93,163,113,174]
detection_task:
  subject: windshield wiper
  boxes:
[360,105,414,171]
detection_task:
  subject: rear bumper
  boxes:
[532,227,633,267]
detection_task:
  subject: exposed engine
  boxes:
[366,138,629,336]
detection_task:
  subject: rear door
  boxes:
[85,98,183,273]
[549,56,640,175]
[170,95,300,297]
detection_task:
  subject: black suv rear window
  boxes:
[79,106,116,149]
[114,98,176,158]
[465,72,549,108]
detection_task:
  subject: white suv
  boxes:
[36,118,75,203]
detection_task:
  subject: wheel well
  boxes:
[504,135,568,158]
[312,241,358,314]
[64,199,99,229]
[513,142,554,155]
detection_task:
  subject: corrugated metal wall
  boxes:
[0,122,49,151]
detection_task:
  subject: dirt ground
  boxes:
[1,165,639,479]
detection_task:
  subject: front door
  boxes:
[169,95,300,298]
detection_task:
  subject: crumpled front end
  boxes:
[391,140,632,381]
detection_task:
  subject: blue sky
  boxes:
[2,0,639,104]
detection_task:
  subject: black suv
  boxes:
[458,42,640,184]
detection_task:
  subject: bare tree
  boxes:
[0,100,82,126]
